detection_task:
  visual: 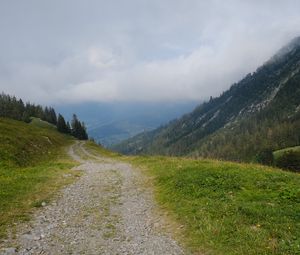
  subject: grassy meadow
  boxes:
[0,118,78,238]
[128,156,300,255]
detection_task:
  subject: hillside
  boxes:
[0,117,74,167]
[0,118,77,238]
[113,37,300,162]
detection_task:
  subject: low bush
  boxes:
[276,151,300,172]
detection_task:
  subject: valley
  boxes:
[56,102,197,147]
[0,6,300,254]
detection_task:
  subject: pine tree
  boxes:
[66,121,71,134]
[57,114,69,134]
[49,107,57,125]
[80,122,89,140]
[71,114,88,140]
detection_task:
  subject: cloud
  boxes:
[0,0,300,104]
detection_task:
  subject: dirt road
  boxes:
[1,141,184,255]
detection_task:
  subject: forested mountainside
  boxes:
[113,37,300,162]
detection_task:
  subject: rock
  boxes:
[154,222,160,228]
[0,247,17,255]
[33,235,41,241]
[41,202,47,207]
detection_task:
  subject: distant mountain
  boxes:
[113,37,300,162]
[56,102,197,146]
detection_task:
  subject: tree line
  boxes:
[0,93,88,140]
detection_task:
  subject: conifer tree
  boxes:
[66,121,71,134]
[57,114,69,134]
[71,114,88,140]
[49,107,57,125]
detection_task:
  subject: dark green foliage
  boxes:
[43,107,57,125]
[256,149,274,165]
[276,151,300,172]
[0,93,58,126]
[71,114,88,140]
[0,93,25,121]
[22,111,31,123]
[56,114,70,134]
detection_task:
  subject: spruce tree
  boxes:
[49,107,57,125]
[57,114,68,134]
[71,114,88,140]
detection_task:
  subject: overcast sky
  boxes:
[0,0,300,104]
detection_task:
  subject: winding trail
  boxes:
[1,141,184,255]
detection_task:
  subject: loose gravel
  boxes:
[0,141,184,255]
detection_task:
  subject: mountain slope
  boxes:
[113,37,300,161]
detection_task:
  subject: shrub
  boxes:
[256,149,274,165]
[276,151,300,172]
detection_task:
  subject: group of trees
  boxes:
[0,93,57,124]
[57,114,88,140]
[0,93,88,140]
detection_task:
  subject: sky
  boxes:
[0,0,300,105]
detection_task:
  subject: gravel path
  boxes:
[1,141,184,255]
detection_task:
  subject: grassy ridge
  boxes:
[128,156,300,255]
[274,146,300,160]
[0,118,78,238]
[84,141,121,158]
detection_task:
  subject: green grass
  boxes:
[127,156,300,255]
[84,141,121,158]
[273,146,300,160]
[29,117,57,130]
[0,118,78,238]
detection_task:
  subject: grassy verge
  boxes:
[0,118,79,239]
[127,156,300,255]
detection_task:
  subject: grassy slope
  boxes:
[85,141,121,158]
[274,146,300,160]
[0,118,78,238]
[127,156,300,255]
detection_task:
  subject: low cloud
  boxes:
[0,0,300,104]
